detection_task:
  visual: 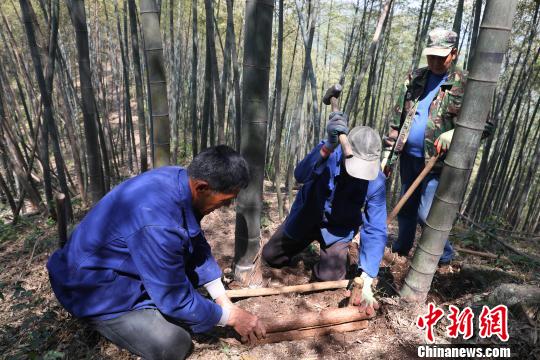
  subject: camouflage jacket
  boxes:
[383,65,466,169]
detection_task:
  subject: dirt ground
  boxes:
[0,188,538,359]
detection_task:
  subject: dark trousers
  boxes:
[393,152,454,262]
[262,223,349,281]
[88,308,192,360]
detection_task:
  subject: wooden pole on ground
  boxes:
[225,279,349,298]
[257,320,369,344]
[261,306,374,333]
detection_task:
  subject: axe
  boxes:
[322,84,353,158]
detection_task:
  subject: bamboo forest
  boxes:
[0,0,538,359]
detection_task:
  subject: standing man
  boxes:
[47,146,265,360]
[383,29,492,264]
[262,114,387,316]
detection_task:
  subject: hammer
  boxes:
[322,84,353,158]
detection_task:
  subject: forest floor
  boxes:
[0,185,538,359]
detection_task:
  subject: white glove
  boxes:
[359,272,379,316]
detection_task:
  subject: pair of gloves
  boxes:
[324,112,349,151]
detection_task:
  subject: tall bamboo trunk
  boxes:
[140,0,170,167]
[68,0,105,204]
[21,0,73,219]
[344,0,393,116]
[204,0,225,145]
[273,0,284,220]
[452,0,464,41]
[201,35,213,151]
[221,0,234,146]
[410,0,436,71]
[234,0,274,282]
[466,0,483,70]
[20,0,55,216]
[190,0,199,155]
[123,0,139,173]
[115,0,134,172]
[400,0,518,302]
[0,80,42,212]
[229,0,242,151]
[128,0,148,171]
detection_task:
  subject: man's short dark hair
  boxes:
[187,145,250,193]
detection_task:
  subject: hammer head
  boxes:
[322,84,343,105]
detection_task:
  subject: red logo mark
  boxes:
[417,303,445,343]
[479,305,509,341]
[446,305,474,339]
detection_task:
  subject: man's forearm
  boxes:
[204,279,232,327]
[204,278,226,299]
[215,295,232,326]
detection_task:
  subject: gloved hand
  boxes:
[325,112,349,151]
[383,128,398,149]
[356,272,379,316]
[434,129,454,153]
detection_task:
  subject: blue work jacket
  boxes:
[47,167,223,333]
[284,142,387,277]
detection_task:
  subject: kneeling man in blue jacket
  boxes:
[263,113,387,316]
[48,146,265,360]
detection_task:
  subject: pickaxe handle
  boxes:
[386,154,439,224]
[330,97,353,158]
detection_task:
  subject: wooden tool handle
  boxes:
[330,97,340,112]
[339,134,353,158]
[386,154,439,224]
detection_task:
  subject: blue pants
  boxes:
[392,152,454,263]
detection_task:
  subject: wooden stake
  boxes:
[55,193,67,248]
[226,279,349,298]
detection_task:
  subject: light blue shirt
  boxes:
[405,71,448,158]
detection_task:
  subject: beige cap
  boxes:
[344,126,381,180]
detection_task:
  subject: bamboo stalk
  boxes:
[226,280,349,298]
[256,320,369,344]
[262,306,373,333]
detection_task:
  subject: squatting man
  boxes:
[48,146,265,360]
[263,114,388,316]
